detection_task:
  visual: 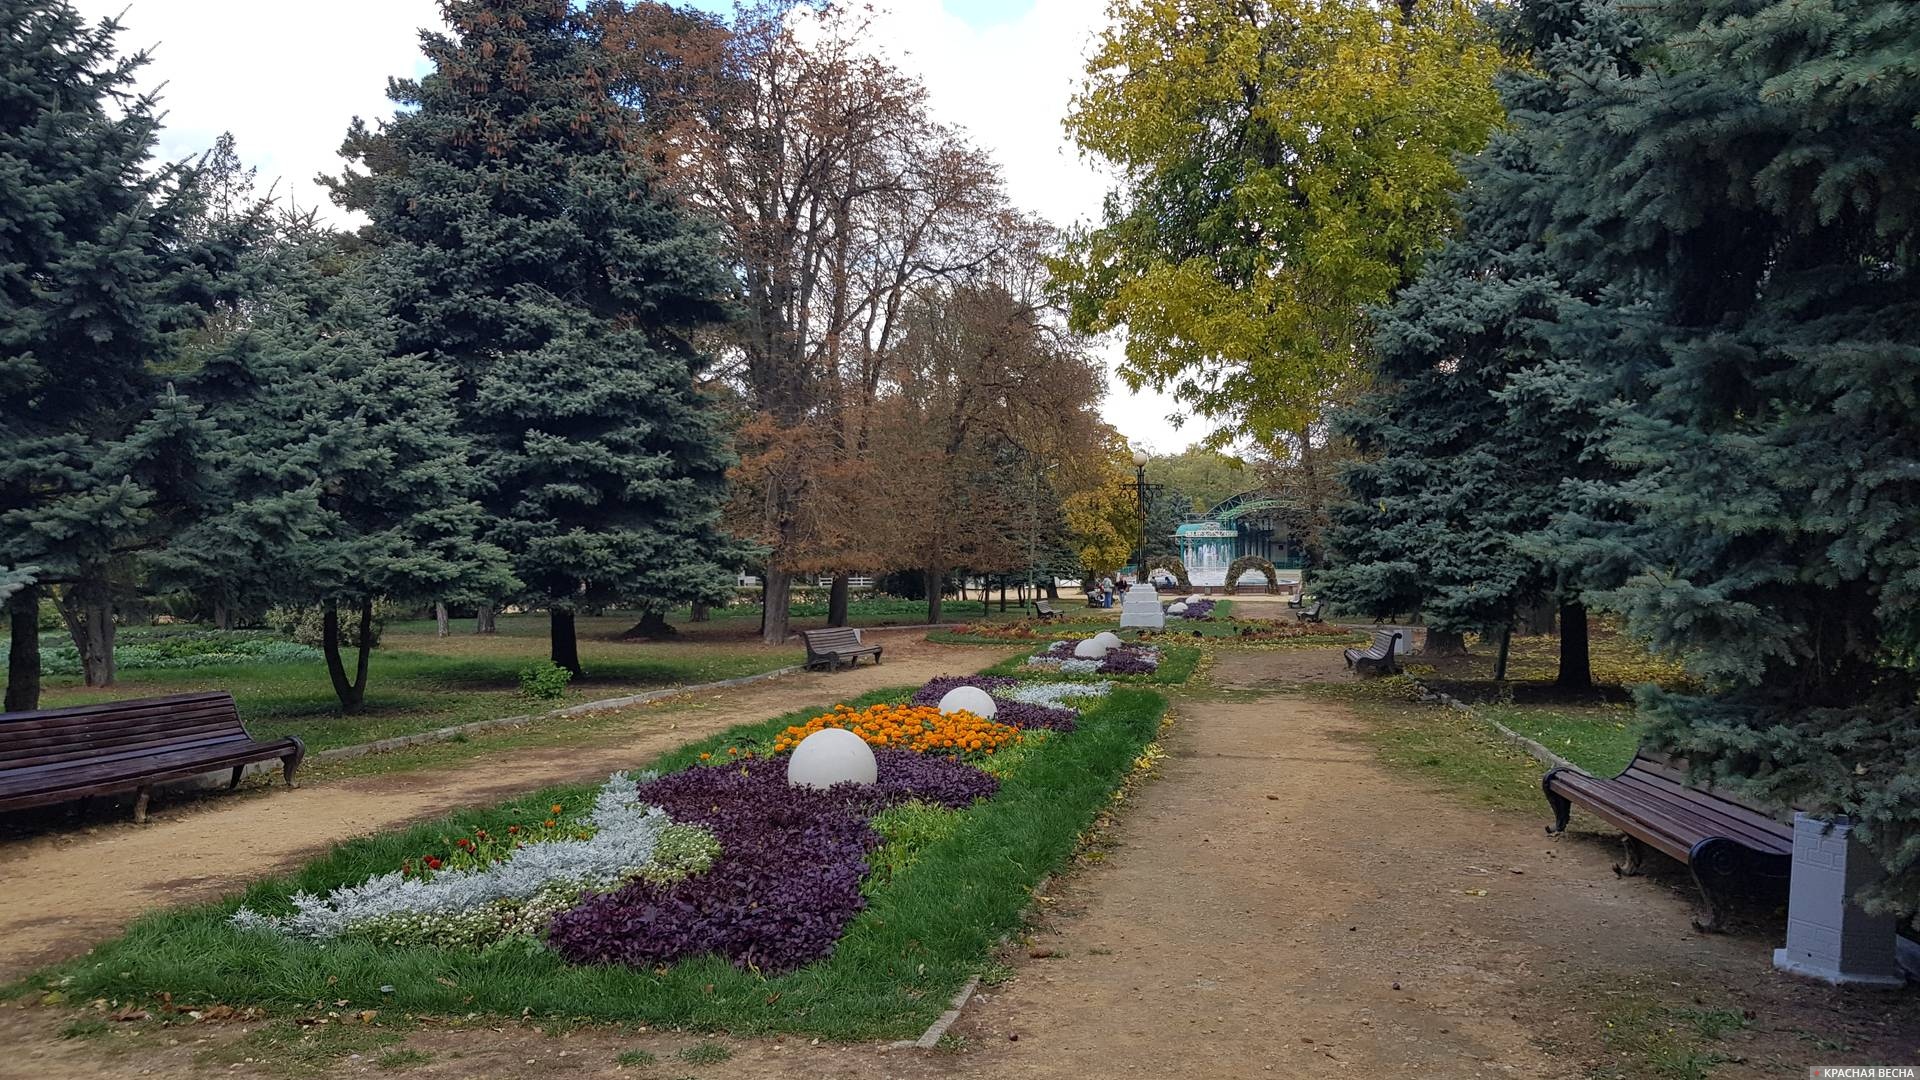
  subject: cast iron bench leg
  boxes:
[228,764,246,790]
[1541,774,1572,834]
[281,737,306,788]
[1614,835,1647,877]
[1688,837,1739,933]
[133,785,151,825]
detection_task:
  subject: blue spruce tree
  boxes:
[327,0,739,674]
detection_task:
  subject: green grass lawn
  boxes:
[30,615,802,753]
[1483,703,1644,776]
[1313,678,1648,814]
[37,685,1169,1041]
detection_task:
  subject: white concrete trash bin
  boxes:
[1772,813,1907,987]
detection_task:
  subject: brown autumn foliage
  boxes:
[596,1,1108,636]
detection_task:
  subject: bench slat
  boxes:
[1611,773,1790,853]
[0,692,302,818]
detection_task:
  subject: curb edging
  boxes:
[1415,683,1583,774]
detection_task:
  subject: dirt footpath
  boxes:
[0,636,1008,982]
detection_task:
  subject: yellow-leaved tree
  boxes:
[1063,452,1143,578]
[1054,0,1506,444]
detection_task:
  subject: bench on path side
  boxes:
[0,691,304,824]
[1343,630,1402,676]
[1034,600,1063,622]
[1544,750,1791,931]
[1295,601,1326,624]
[800,627,883,671]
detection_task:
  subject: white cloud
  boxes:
[71,0,442,220]
[75,0,1197,451]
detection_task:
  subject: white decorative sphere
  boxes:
[1073,637,1110,659]
[787,727,877,790]
[937,685,998,718]
[1168,602,1189,614]
[1187,594,1202,605]
[1092,631,1124,652]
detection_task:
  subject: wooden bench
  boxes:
[799,627,882,671]
[1544,750,1792,931]
[0,691,304,824]
[1343,630,1402,676]
[1033,600,1063,622]
[1295,600,1326,624]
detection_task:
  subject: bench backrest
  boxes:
[1371,630,1401,655]
[800,627,866,651]
[1627,750,1790,826]
[1035,600,1056,613]
[0,692,248,780]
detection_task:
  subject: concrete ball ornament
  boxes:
[1092,631,1123,652]
[1073,638,1109,659]
[786,727,877,789]
[1168,602,1189,615]
[936,685,998,719]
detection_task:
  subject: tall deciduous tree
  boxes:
[1063,461,1141,583]
[866,266,1105,623]
[1056,0,1505,444]
[601,2,1012,642]
[0,1,245,705]
[329,0,739,675]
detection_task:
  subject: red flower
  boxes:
[424,856,443,870]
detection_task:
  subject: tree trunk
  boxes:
[1557,601,1593,692]
[622,610,674,638]
[1421,628,1468,656]
[213,600,232,632]
[435,602,450,637]
[827,573,850,627]
[1519,601,1557,636]
[56,579,115,687]
[999,580,1008,612]
[551,606,581,675]
[1046,579,1058,601]
[5,584,41,712]
[1493,625,1514,682]
[321,600,370,714]
[925,567,944,625]
[690,601,710,623]
[474,602,496,634]
[762,566,793,644]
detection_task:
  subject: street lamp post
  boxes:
[1130,449,1157,584]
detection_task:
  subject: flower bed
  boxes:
[232,773,719,950]
[1026,639,1162,676]
[1178,599,1217,620]
[549,751,994,972]
[50,683,1169,1039]
[907,674,1092,732]
[772,701,1022,756]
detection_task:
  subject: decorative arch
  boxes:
[1225,555,1279,595]
[1141,555,1191,590]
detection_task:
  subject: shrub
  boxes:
[0,630,323,677]
[266,599,404,649]
[519,661,574,701]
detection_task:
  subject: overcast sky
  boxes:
[76,0,1198,456]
